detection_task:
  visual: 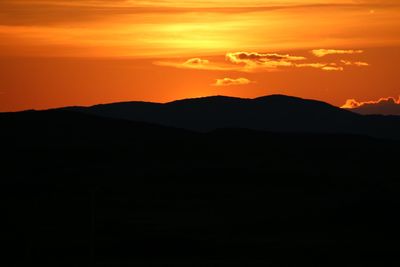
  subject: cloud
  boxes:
[295,57,369,71]
[226,52,305,67]
[213,77,253,87]
[226,51,348,72]
[225,52,306,71]
[321,65,344,71]
[156,50,366,73]
[340,60,369,67]
[226,52,306,64]
[342,99,364,109]
[311,49,364,57]
[183,58,210,66]
[154,58,237,71]
[341,96,400,109]
[295,63,343,71]
[295,63,325,68]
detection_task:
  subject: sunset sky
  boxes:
[0,0,399,111]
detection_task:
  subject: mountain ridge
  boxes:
[1,95,400,266]
[3,94,400,140]
[56,94,400,140]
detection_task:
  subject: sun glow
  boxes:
[0,0,399,111]
[1,1,399,57]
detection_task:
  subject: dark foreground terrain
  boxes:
[1,109,400,266]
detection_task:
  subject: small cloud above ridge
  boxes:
[213,77,253,86]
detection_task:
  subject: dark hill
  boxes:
[65,94,400,140]
[0,109,193,148]
[1,103,400,266]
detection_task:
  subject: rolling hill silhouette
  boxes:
[66,94,400,140]
[1,95,400,266]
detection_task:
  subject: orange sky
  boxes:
[0,0,399,111]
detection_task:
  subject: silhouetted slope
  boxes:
[1,109,400,266]
[0,109,193,148]
[66,94,400,140]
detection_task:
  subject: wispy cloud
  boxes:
[2,1,398,26]
[183,58,210,66]
[226,51,306,71]
[321,65,344,71]
[154,58,238,71]
[340,60,369,66]
[341,96,400,109]
[213,77,253,86]
[296,63,343,71]
[226,52,306,63]
[156,49,368,73]
[226,51,355,71]
[311,49,364,57]
[1,0,399,58]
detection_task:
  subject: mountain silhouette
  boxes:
[65,94,400,140]
[2,96,400,266]
[0,109,193,148]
